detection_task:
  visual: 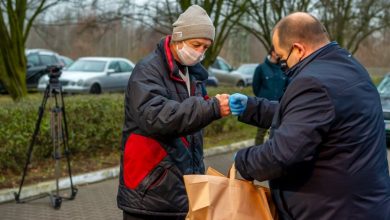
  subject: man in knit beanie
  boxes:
[171,4,215,42]
[118,5,230,220]
[170,5,215,69]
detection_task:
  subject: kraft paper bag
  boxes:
[184,164,277,220]
[258,185,278,219]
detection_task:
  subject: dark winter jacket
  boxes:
[235,42,390,220]
[117,36,222,217]
[252,57,287,101]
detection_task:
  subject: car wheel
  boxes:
[90,83,101,94]
[236,80,245,88]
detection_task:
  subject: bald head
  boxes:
[273,12,330,51]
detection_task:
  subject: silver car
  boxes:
[38,57,134,94]
[209,57,253,87]
[229,63,258,87]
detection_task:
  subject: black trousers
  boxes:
[123,211,185,220]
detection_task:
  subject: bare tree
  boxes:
[240,0,390,55]
[238,0,312,52]
[25,0,164,63]
[315,0,390,54]
[119,0,181,35]
[355,28,390,71]
[0,0,62,101]
[221,29,266,66]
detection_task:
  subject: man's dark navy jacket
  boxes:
[235,42,390,220]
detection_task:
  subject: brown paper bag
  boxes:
[258,185,278,219]
[184,164,277,220]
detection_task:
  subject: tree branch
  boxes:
[23,0,47,42]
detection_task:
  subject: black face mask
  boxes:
[275,57,281,64]
[279,46,294,72]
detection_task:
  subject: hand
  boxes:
[229,93,248,116]
[215,94,230,117]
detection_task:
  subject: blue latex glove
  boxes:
[229,93,248,116]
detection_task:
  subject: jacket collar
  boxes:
[157,36,209,82]
[285,41,339,79]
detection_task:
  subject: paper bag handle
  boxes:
[228,163,236,179]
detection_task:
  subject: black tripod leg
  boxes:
[49,194,62,209]
[49,92,63,209]
[58,88,78,199]
[51,86,78,200]
[14,85,50,203]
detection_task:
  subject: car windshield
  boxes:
[237,64,257,75]
[378,76,390,96]
[66,60,107,72]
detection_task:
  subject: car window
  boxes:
[119,61,133,72]
[211,60,220,69]
[60,56,73,67]
[67,60,107,72]
[27,54,40,67]
[378,76,390,96]
[108,61,121,72]
[218,59,231,71]
[40,55,58,65]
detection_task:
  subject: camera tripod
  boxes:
[14,66,78,209]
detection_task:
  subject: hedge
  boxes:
[0,87,254,173]
[0,94,124,173]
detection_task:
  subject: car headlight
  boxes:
[77,79,84,86]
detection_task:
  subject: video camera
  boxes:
[46,65,62,84]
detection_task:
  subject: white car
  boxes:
[38,57,134,94]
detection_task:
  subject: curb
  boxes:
[0,139,254,204]
[204,139,254,157]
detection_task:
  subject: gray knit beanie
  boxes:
[172,5,215,42]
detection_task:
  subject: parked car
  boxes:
[208,57,233,85]
[25,49,64,90]
[59,55,74,67]
[0,49,63,93]
[229,63,258,86]
[377,73,390,148]
[209,57,251,87]
[37,57,134,94]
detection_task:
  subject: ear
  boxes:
[293,43,306,60]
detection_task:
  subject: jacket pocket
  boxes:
[123,133,167,189]
[139,164,188,212]
[146,166,169,192]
